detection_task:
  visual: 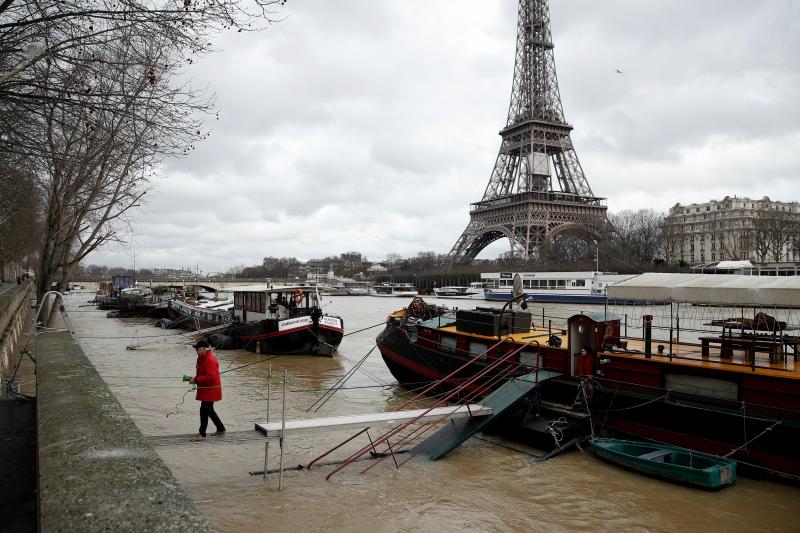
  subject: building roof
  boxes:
[607,273,800,306]
[691,260,754,271]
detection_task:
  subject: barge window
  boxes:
[575,280,585,287]
[469,342,487,358]
[243,292,266,313]
[440,336,457,353]
[664,374,737,401]
[524,280,532,288]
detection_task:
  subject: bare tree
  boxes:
[658,218,682,264]
[1,0,287,297]
[0,0,286,89]
[384,253,403,270]
[259,257,301,279]
[30,28,214,296]
[718,229,752,261]
[765,209,799,262]
[0,164,41,280]
[608,209,664,264]
[749,208,800,263]
[750,213,772,263]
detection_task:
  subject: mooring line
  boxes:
[307,345,379,412]
[342,321,386,337]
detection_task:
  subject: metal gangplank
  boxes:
[317,337,543,481]
[255,405,492,437]
[411,369,561,460]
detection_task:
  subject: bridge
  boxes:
[70,279,274,292]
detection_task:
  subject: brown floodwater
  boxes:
[64,291,799,532]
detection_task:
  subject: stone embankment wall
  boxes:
[36,309,215,531]
[0,282,33,379]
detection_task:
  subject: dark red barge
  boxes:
[376,274,800,483]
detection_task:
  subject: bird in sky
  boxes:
[616,69,623,75]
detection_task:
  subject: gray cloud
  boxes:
[86,0,800,270]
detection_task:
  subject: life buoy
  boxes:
[294,289,303,304]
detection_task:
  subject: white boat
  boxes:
[481,271,636,303]
[370,283,418,297]
[121,286,153,298]
[346,285,370,296]
[433,282,485,300]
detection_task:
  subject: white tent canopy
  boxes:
[607,273,800,307]
[715,260,753,269]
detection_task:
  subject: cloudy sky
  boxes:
[86,0,800,272]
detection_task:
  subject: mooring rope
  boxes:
[723,420,781,458]
[306,345,378,412]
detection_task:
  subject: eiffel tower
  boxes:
[446,0,607,263]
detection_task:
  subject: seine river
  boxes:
[65,291,799,532]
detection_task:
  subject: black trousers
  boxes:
[199,401,225,436]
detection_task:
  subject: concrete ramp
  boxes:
[411,370,561,460]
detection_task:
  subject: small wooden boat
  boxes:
[590,438,736,490]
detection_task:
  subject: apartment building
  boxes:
[665,196,800,265]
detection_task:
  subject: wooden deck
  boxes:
[436,324,571,348]
[423,311,799,380]
[613,336,799,379]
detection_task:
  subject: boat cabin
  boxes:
[229,285,318,323]
[567,312,621,376]
[480,271,634,294]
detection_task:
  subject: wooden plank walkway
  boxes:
[255,404,493,438]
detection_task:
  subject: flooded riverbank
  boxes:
[65,291,799,532]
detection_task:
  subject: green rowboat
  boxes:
[590,438,737,490]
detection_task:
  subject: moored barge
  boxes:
[376,274,800,482]
[226,285,344,356]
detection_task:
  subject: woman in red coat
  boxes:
[577,346,596,378]
[190,340,226,441]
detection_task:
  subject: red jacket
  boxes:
[195,350,222,402]
[578,352,595,378]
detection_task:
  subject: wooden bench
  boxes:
[698,336,783,363]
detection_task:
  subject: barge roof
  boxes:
[608,273,800,307]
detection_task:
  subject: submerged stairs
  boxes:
[411,370,561,460]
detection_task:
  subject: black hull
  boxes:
[100,297,169,318]
[231,319,344,356]
[376,322,800,481]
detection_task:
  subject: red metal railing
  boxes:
[320,338,541,480]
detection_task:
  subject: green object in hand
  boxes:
[182,375,192,382]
